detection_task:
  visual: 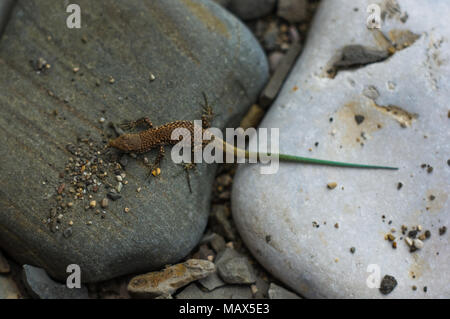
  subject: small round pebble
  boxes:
[327,182,337,189]
[101,198,109,208]
[413,239,424,249]
[379,275,397,295]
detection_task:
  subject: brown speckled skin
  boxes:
[109,120,203,154]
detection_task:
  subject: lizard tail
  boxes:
[276,153,398,170]
[214,135,398,170]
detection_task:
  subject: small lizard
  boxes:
[108,96,398,172]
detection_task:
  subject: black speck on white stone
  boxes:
[354,114,365,125]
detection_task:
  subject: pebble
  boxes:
[262,22,278,52]
[210,205,236,241]
[192,244,215,261]
[379,275,398,295]
[107,191,122,201]
[215,248,256,284]
[327,182,337,189]
[89,200,96,208]
[259,42,302,108]
[277,0,308,23]
[127,259,215,298]
[405,237,413,247]
[210,233,226,253]
[413,239,424,249]
[124,207,130,213]
[198,272,226,291]
[269,51,285,73]
[227,0,276,20]
[101,198,109,208]
[116,182,123,192]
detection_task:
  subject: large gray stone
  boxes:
[232,0,449,298]
[0,0,268,283]
[216,248,256,284]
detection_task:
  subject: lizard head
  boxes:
[108,134,141,152]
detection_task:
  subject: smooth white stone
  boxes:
[232,0,450,298]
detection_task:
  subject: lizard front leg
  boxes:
[149,145,165,177]
[120,117,153,131]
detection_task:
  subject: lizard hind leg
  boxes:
[200,92,214,129]
[181,163,197,193]
[145,145,165,179]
